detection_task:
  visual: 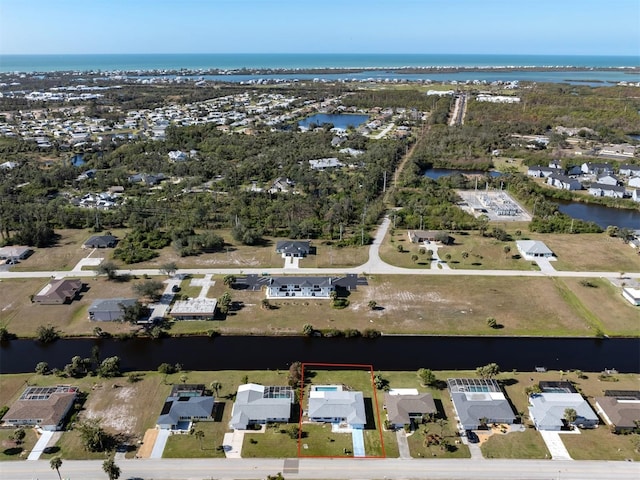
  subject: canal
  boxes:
[1,335,638,374]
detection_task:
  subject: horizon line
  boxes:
[1,52,637,57]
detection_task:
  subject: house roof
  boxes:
[268,276,334,288]
[384,392,436,425]
[0,246,31,259]
[450,391,516,427]
[548,173,579,184]
[34,279,83,303]
[308,389,366,425]
[230,383,294,430]
[516,240,553,256]
[84,235,118,247]
[88,298,137,314]
[595,396,640,429]
[588,183,626,193]
[529,393,598,429]
[275,240,311,255]
[157,395,214,427]
[170,298,218,316]
[3,386,78,428]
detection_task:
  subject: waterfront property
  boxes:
[230,383,295,430]
[447,378,516,431]
[33,278,84,305]
[88,297,137,321]
[527,165,556,178]
[383,389,436,429]
[516,240,554,259]
[2,385,78,431]
[588,183,626,199]
[275,240,312,258]
[528,392,599,431]
[170,298,218,320]
[307,385,366,429]
[595,391,640,433]
[156,384,214,430]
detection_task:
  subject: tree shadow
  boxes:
[2,447,23,456]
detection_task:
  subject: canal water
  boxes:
[423,168,503,180]
[298,113,369,130]
[1,336,638,374]
[556,200,640,229]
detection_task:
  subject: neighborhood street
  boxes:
[0,216,638,281]
[1,457,639,480]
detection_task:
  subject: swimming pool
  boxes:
[314,386,339,391]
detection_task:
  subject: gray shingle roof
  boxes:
[157,395,214,428]
[230,384,294,430]
[384,393,436,425]
[308,390,366,426]
[529,393,598,430]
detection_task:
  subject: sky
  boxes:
[0,0,638,56]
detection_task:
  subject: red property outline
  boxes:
[297,362,386,459]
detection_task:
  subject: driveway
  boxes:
[27,430,58,460]
[150,428,170,459]
[222,430,245,458]
[351,429,365,457]
[535,258,556,273]
[539,430,573,460]
[395,429,411,459]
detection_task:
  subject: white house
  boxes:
[230,384,294,430]
[168,150,187,162]
[619,164,640,177]
[622,287,640,306]
[309,158,344,170]
[581,162,613,175]
[633,189,640,203]
[307,385,366,429]
[527,166,556,178]
[596,174,620,186]
[528,393,599,431]
[547,174,581,191]
[588,183,626,198]
[516,240,554,259]
[628,177,640,188]
[265,276,335,299]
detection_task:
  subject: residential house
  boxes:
[128,173,167,186]
[2,385,78,431]
[384,390,437,429]
[156,385,214,430]
[309,158,344,170]
[33,279,84,305]
[547,173,581,191]
[633,190,640,203]
[599,143,636,158]
[597,174,621,186]
[548,160,563,170]
[0,246,32,263]
[275,240,312,258]
[528,392,599,431]
[622,287,640,306]
[266,276,335,299]
[595,391,640,433]
[88,298,137,321]
[581,162,613,175]
[527,165,556,178]
[269,177,295,194]
[407,230,453,245]
[628,177,640,188]
[168,150,187,162]
[619,165,640,177]
[170,298,218,320]
[588,183,626,198]
[516,240,554,259]
[566,165,583,176]
[307,385,366,429]
[83,235,118,249]
[0,161,19,170]
[230,384,295,430]
[447,378,516,431]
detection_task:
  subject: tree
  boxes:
[97,260,119,280]
[417,368,437,387]
[194,429,205,450]
[288,361,303,388]
[461,251,469,263]
[411,254,419,263]
[50,456,63,480]
[564,408,577,426]
[97,356,121,378]
[77,418,111,452]
[159,261,178,277]
[180,373,188,384]
[302,323,315,336]
[0,325,12,342]
[266,474,285,480]
[219,291,232,314]
[486,317,498,329]
[261,298,272,310]
[102,458,121,480]
[12,428,25,445]
[210,381,221,396]
[36,324,59,343]
[223,274,236,288]
[158,362,175,383]
[368,300,378,310]
[476,363,500,379]
[374,373,389,390]
[503,245,511,258]
[35,361,49,375]
[133,280,164,301]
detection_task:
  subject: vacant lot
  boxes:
[9,229,96,272]
[480,429,549,459]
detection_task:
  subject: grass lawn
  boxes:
[242,424,300,458]
[163,421,226,458]
[480,429,550,459]
[0,428,38,461]
[561,277,640,336]
[406,422,471,459]
[300,242,369,269]
[40,430,114,461]
[298,424,355,457]
[561,427,640,461]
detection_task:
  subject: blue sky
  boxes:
[0,0,638,55]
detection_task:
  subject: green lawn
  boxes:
[0,428,38,461]
[562,427,640,461]
[163,421,226,458]
[406,423,471,459]
[480,428,550,459]
[298,424,355,457]
[242,423,300,458]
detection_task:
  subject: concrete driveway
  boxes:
[539,430,573,460]
[222,430,245,458]
[150,428,171,459]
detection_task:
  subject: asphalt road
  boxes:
[2,457,639,480]
[0,216,638,281]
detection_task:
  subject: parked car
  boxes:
[466,430,479,443]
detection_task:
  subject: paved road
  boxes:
[1,457,638,480]
[0,215,637,281]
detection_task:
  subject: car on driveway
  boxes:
[466,430,479,443]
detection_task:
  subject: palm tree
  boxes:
[50,456,63,480]
[210,381,221,396]
[102,458,120,480]
[223,274,236,288]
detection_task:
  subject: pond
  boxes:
[1,335,637,374]
[70,154,85,167]
[556,200,640,229]
[298,113,369,130]
[423,168,503,180]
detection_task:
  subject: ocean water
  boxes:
[0,53,638,73]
